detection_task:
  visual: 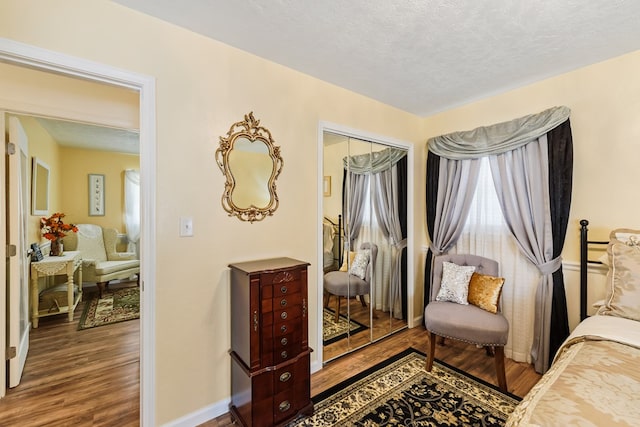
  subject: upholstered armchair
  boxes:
[424,254,509,391]
[323,242,378,322]
[63,224,140,297]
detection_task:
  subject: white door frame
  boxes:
[0,38,157,427]
[314,121,415,371]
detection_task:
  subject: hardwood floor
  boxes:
[323,296,407,361]
[0,284,139,427]
[204,326,542,427]
[1,284,540,427]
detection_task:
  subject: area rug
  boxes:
[323,308,368,345]
[288,348,520,426]
[78,287,140,330]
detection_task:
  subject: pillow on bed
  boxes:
[597,228,640,321]
[467,272,505,314]
[339,251,356,272]
[435,262,476,305]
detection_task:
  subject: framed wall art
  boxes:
[88,173,105,216]
[323,176,331,197]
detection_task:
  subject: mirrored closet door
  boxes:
[322,131,408,362]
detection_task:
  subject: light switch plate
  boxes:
[180,216,193,237]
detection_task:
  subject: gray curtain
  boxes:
[425,106,572,372]
[429,106,570,159]
[344,147,406,173]
[489,135,559,373]
[427,157,481,294]
[372,166,405,319]
[344,172,369,248]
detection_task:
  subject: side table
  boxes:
[30,250,83,328]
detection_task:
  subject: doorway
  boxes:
[0,40,156,426]
[318,122,414,364]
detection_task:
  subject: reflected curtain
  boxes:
[372,165,404,319]
[344,147,408,318]
[342,172,368,248]
[124,169,140,257]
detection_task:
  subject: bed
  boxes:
[323,216,342,272]
[507,220,640,426]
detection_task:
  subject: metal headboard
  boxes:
[579,219,608,321]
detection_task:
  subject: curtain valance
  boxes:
[343,147,407,174]
[427,106,570,160]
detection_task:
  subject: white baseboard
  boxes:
[162,398,230,427]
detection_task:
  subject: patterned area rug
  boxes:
[288,348,520,426]
[78,287,140,330]
[323,308,368,345]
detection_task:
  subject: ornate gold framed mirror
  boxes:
[215,112,283,222]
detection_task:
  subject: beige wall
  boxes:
[15,116,138,245]
[59,146,139,231]
[3,0,640,424]
[0,1,423,424]
[15,116,64,245]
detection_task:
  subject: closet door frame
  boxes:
[315,121,415,369]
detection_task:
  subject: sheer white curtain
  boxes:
[452,158,539,363]
[124,169,141,257]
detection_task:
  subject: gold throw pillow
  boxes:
[467,272,505,314]
[339,251,357,272]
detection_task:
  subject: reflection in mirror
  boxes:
[322,131,409,363]
[216,112,283,222]
[32,157,50,215]
[229,137,272,208]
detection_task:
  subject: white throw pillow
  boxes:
[435,261,476,305]
[349,249,370,280]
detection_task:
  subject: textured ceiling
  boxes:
[112,0,640,117]
[35,117,139,154]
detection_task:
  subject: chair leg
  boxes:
[335,296,341,322]
[324,293,330,308]
[97,281,107,298]
[494,346,508,392]
[359,295,367,308]
[426,332,437,371]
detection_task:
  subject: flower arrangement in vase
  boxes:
[40,212,78,256]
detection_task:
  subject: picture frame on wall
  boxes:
[323,176,331,197]
[88,173,105,216]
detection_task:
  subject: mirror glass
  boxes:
[31,157,50,215]
[322,131,408,362]
[228,136,272,208]
[216,112,283,222]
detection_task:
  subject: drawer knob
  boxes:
[279,371,291,382]
[280,299,287,307]
[280,285,288,294]
[279,400,291,412]
[281,337,288,346]
[280,325,287,333]
[281,351,288,359]
[281,311,288,320]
